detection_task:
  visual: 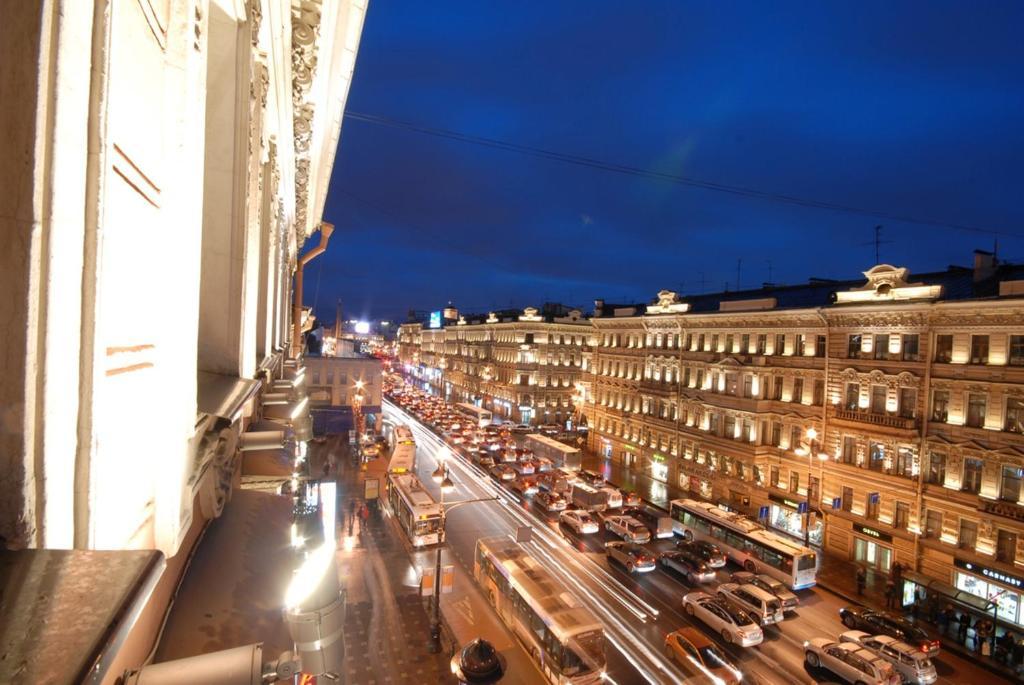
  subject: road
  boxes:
[384,399,1009,685]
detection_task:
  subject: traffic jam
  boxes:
[385,374,941,685]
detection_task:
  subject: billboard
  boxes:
[428,311,442,329]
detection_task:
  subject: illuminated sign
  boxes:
[955,558,1024,589]
[769,494,801,510]
[428,311,442,329]
[355,321,370,334]
[854,524,893,544]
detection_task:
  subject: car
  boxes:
[664,627,744,685]
[603,515,652,544]
[578,469,606,486]
[677,539,727,568]
[839,631,938,685]
[838,607,941,656]
[540,424,561,435]
[535,491,568,512]
[625,505,675,539]
[682,592,763,647]
[510,423,532,433]
[512,460,536,476]
[804,638,901,685]
[621,490,642,507]
[511,476,538,495]
[717,583,785,626]
[560,509,600,534]
[659,551,716,584]
[473,450,495,468]
[730,571,799,611]
[605,541,657,573]
[489,464,516,481]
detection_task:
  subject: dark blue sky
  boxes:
[318,1,1024,323]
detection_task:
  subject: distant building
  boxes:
[305,351,382,436]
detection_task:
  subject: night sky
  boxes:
[317,1,1024,323]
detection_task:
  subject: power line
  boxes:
[344,110,1022,239]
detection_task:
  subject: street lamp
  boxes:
[429,460,456,653]
[796,427,826,546]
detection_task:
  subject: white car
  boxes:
[717,583,785,626]
[560,509,600,534]
[839,631,938,685]
[804,638,901,685]
[603,515,652,544]
[729,571,799,611]
[683,592,763,647]
[605,541,657,573]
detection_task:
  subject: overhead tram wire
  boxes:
[344,111,1022,240]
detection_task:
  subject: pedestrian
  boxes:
[856,566,867,595]
[885,578,896,610]
[360,502,369,524]
[1013,635,1024,675]
[958,613,970,644]
[998,631,1015,665]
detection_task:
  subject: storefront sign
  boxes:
[623,444,635,452]
[854,524,893,544]
[651,453,666,462]
[769,494,801,510]
[955,558,1024,590]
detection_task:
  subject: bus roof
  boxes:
[390,473,441,515]
[671,498,814,556]
[525,434,580,454]
[478,536,601,640]
[388,443,416,473]
[455,402,490,415]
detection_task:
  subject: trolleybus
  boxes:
[475,536,605,684]
[455,402,493,427]
[525,434,582,470]
[388,425,416,473]
[385,473,443,546]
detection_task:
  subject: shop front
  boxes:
[685,474,713,500]
[622,444,637,469]
[600,437,613,459]
[851,524,893,574]
[768,494,823,546]
[953,558,1024,628]
[650,453,669,482]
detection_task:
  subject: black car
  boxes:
[838,606,941,656]
[677,539,728,568]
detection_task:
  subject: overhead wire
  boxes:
[344,110,1022,240]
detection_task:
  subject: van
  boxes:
[717,583,785,626]
[570,482,608,511]
[600,486,623,509]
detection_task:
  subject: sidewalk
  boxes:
[579,452,1023,681]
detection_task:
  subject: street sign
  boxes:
[869,492,880,504]
[421,567,434,596]
[364,477,379,500]
[441,565,455,594]
[758,505,769,519]
[797,501,809,514]
[832,497,842,509]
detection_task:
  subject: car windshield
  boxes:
[766,598,782,612]
[797,553,817,570]
[578,514,593,524]
[562,630,605,676]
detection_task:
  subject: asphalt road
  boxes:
[383,399,1010,685]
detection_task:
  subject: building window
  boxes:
[1006,397,1024,433]
[931,390,949,422]
[789,471,799,493]
[868,442,885,472]
[870,385,887,414]
[866,494,879,520]
[959,519,978,550]
[934,335,953,363]
[770,466,780,488]
[1010,335,1024,366]
[795,334,806,356]
[757,334,767,354]
[894,502,910,530]
[845,382,860,410]
[724,415,736,439]
[792,377,804,403]
[902,334,920,361]
[771,377,783,401]
[926,452,946,485]
[771,421,782,447]
[966,393,987,429]
[924,510,943,539]
[791,426,802,452]
[848,334,862,358]
[1001,466,1023,503]
[809,476,820,503]
[841,436,857,464]
[841,486,853,512]
[813,379,824,406]
[997,529,1018,564]
[741,333,750,353]
[725,334,734,353]
[874,334,889,360]
[709,413,720,434]
[816,335,826,357]
[771,333,784,355]
[742,375,753,398]
[970,335,989,365]
[962,457,983,494]
[899,388,917,419]
[711,334,720,352]
[697,333,705,351]
[895,448,914,477]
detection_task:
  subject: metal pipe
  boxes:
[291,223,335,357]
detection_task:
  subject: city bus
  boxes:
[474,536,606,684]
[388,425,416,473]
[669,498,818,590]
[525,434,582,470]
[455,402,493,427]
[385,473,443,547]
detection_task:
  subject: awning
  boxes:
[904,570,994,614]
[197,371,261,422]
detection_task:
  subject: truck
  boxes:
[570,482,610,511]
[524,433,582,471]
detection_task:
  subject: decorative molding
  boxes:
[291,0,324,242]
[249,0,263,47]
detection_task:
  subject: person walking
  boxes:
[958,613,971,644]
[1012,634,1024,676]
[856,566,867,595]
[885,578,896,610]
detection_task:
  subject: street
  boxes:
[384,399,1013,685]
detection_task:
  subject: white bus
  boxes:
[525,434,582,470]
[475,536,605,684]
[669,498,818,590]
[455,402,493,427]
[388,425,416,474]
[385,473,443,547]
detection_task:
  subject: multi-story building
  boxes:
[305,352,383,434]
[587,253,1024,627]
[397,305,591,426]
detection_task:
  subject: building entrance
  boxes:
[853,536,892,573]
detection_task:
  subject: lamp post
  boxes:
[797,427,826,546]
